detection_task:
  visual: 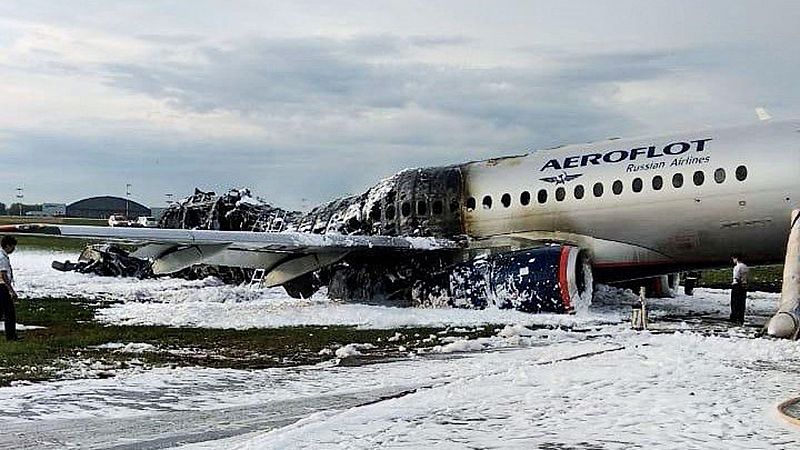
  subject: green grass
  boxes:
[697,265,784,292]
[0,298,500,386]
[0,217,100,251]
[15,236,90,252]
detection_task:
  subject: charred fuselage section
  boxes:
[292,166,465,238]
[159,188,303,233]
[289,166,470,305]
[64,164,588,313]
[155,169,468,296]
[160,166,465,239]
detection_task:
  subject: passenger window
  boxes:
[385,205,395,220]
[555,187,566,202]
[714,168,726,184]
[401,202,411,217]
[417,201,427,216]
[482,195,492,209]
[501,193,511,208]
[432,200,443,215]
[735,165,748,181]
[369,203,381,221]
[632,178,643,193]
[537,189,548,204]
[652,175,663,191]
[693,170,705,186]
[612,180,623,195]
[593,182,604,198]
[466,197,476,211]
[672,173,684,188]
[520,191,531,206]
[574,185,585,200]
[449,200,459,213]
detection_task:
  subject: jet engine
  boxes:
[417,245,593,313]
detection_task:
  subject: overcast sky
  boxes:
[0,0,798,209]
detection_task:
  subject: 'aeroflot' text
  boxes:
[540,138,713,171]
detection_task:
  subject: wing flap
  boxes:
[263,253,349,287]
[150,243,231,275]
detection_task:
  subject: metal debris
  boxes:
[159,188,302,232]
[52,244,152,279]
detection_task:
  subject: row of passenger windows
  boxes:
[381,198,459,221]
[466,165,748,212]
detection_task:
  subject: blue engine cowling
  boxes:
[443,245,591,313]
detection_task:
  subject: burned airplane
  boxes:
[5,120,800,317]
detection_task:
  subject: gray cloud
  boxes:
[101,35,684,143]
[2,1,799,208]
[2,35,755,207]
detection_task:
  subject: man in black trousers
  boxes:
[730,253,749,325]
[0,236,19,341]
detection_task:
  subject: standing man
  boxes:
[0,236,18,340]
[730,253,749,325]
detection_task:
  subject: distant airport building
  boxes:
[67,196,151,219]
[25,203,67,217]
[43,203,66,216]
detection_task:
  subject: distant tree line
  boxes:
[5,203,43,216]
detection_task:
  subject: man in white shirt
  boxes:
[730,253,749,325]
[0,236,19,340]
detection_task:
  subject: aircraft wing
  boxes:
[0,224,462,286]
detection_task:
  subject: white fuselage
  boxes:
[461,121,800,277]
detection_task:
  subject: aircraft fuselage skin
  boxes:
[460,121,800,281]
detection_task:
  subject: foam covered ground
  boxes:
[5,249,800,449]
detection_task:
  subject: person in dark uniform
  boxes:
[730,253,749,325]
[0,236,19,340]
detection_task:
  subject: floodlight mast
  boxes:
[125,183,132,219]
[15,187,23,217]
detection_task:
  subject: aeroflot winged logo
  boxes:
[539,138,713,174]
[540,172,583,185]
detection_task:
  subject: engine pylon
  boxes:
[767,209,800,339]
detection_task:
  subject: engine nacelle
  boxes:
[423,245,592,313]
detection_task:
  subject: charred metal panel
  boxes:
[51,243,253,285]
[161,166,465,240]
[293,166,465,238]
[383,166,464,237]
[323,249,461,306]
[159,188,301,232]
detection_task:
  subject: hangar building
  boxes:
[67,196,151,219]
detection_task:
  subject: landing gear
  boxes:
[767,209,800,339]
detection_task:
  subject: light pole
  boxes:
[165,193,174,205]
[125,183,131,219]
[15,187,23,217]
